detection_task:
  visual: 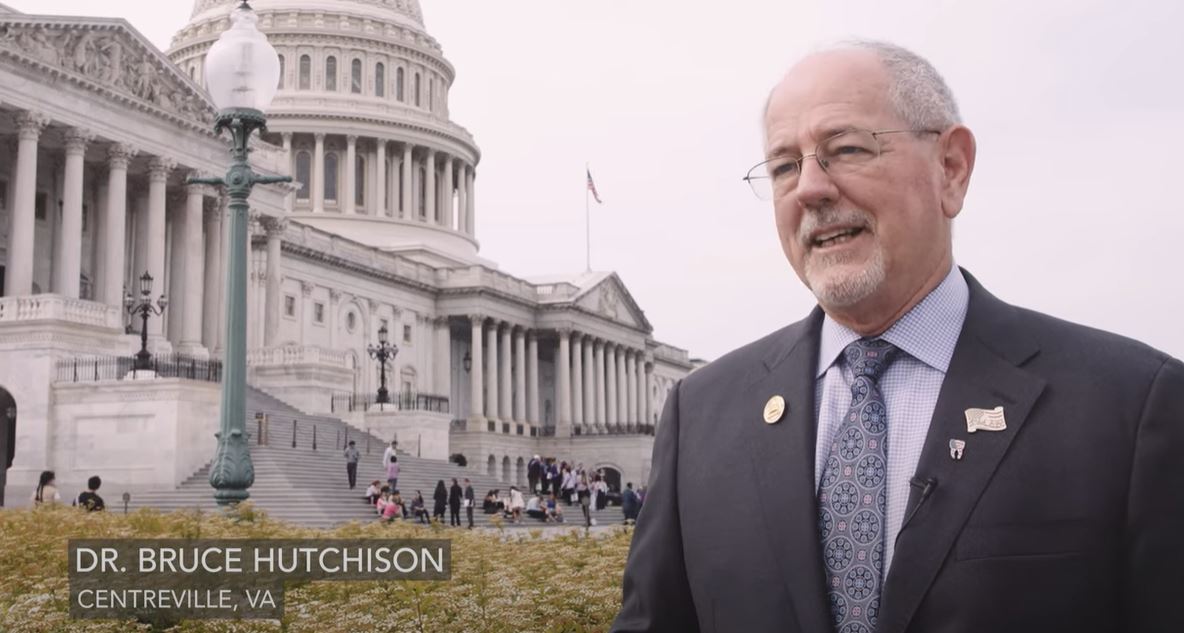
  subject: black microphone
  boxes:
[897,476,938,537]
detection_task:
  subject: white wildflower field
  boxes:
[0,504,632,632]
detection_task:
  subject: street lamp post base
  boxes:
[209,429,254,505]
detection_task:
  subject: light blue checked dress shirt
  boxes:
[814,264,969,575]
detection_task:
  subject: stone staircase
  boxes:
[127,386,627,529]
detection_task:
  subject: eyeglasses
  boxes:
[743,128,941,200]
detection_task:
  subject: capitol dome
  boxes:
[168,0,483,266]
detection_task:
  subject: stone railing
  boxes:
[268,96,475,145]
[651,342,691,366]
[0,295,122,330]
[534,282,581,301]
[282,225,440,287]
[247,345,349,368]
[437,266,541,304]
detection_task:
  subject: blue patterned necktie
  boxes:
[818,338,899,633]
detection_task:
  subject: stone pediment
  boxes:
[0,16,216,131]
[575,274,651,332]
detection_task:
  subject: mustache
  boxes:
[798,207,874,248]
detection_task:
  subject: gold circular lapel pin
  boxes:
[763,395,786,424]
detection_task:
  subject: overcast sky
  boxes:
[10,0,1182,362]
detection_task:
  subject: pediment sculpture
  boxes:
[0,23,215,126]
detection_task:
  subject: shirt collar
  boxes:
[816,264,969,377]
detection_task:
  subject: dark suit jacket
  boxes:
[613,270,1184,633]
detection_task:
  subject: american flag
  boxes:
[586,168,603,204]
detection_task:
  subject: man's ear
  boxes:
[939,126,976,219]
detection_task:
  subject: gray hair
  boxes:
[842,40,961,128]
[765,40,962,131]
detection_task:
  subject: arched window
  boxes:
[276,55,284,88]
[295,151,311,200]
[395,67,404,102]
[375,63,385,97]
[324,152,339,202]
[351,59,363,94]
[429,78,434,111]
[298,54,311,90]
[325,55,337,91]
[414,72,421,106]
[355,154,365,208]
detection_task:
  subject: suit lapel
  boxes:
[877,273,1047,633]
[744,308,832,633]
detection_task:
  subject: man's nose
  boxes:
[793,155,839,209]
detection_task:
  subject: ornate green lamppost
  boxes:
[189,0,290,505]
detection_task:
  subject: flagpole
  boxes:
[585,164,591,272]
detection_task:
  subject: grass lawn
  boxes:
[0,504,632,632]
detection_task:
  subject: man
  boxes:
[463,478,475,529]
[343,440,360,489]
[621,482,639,525]
[76,475,105,512]
[613,41,1184,633]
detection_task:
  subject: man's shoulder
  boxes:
[1009,304,1173,372]
[682,317,812,393]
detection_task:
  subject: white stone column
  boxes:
[465,168,475,234]
[54,128,93,298]
[469,315,485,423]
[400,144,413,219]
[202,199,223,350]
[644,360,654,426]
[434,317,450,397]
[499,323,512,422]
[4,111,47,296]
[527,331,539,424]
[571,334,584,428]
[625,352,634,425]
[261,216,286,347]
[175,182,207,354]
[441,154,453,229]
[375,138,386,217]
[634,353,645,425]
[594,339,606,427]
[608,345,617,426]
[312,133,325,213]
[424,148,436,225]
[456,162,468,234]
[556,329,572,436]
[513,327,526,423]
[486,319,499,422]
[146,157,174,338]
[281,132,294,213]
[583,338,595,428]
[617,346,628,425]
[344,135,357,214]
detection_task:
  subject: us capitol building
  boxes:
[0,0,697,505]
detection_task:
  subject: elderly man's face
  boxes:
[764,50,966,325]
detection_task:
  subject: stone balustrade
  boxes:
[0,295,122,330]
[247,345,349,368]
